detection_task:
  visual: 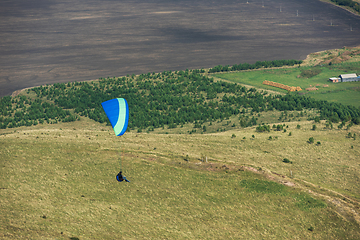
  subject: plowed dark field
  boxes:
[1,0,360,97]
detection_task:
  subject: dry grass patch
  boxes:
[302,46,360,66]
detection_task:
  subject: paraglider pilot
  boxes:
[116,171,130,182]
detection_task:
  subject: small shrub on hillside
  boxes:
[288,132,292,136]
[203,125,207,132]
[283,158,292,164]
[272,124,283,131]
[338,121,345,129]
[297,124,301,129]
[231,134,236,138]
[256,125,270,132]
[317,141,321,145]
[312,125,317,131]
[308,137,314,144]
[325,120,333,129]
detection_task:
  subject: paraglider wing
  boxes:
[101,98,129,136]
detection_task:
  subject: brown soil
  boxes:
[1,0,360,97]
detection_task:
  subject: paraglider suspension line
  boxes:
[118,147,122,171]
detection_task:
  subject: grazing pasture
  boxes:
[213,51,360,107]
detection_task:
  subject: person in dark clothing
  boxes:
[116,171,130,182]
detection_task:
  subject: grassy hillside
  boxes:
[1,118,360,239]
[1,47,360,239]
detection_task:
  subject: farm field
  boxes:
[212,55,360,107]
[1,0,360,97]
[1,118,360,239]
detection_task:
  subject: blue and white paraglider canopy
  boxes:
[101,98,129,136]
[101,98,130,183]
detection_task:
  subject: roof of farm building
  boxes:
[340,73,357,79]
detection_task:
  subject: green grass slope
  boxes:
[1,118,359,239]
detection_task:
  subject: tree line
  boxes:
[331,0,360,13]
[1,68,360,131]
[208,59,302,73]
[0,95,77,129]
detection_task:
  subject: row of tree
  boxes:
[208,60,303,73]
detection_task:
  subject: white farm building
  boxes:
[329,73,360,83]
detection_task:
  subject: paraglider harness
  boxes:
[116,171,130,182]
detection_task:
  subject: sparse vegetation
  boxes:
[1,117,360,239]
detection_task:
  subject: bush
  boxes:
[256,125,270,132]
[308,137,314,144]
[297,124,301,129]
[312,125,317,131]
[317,141,321,145]
[283,158,292,164]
